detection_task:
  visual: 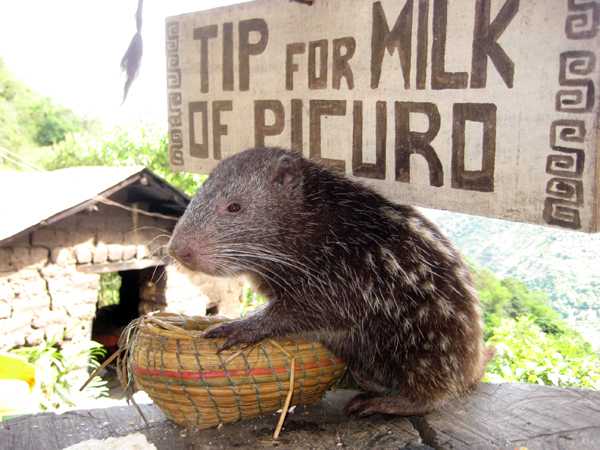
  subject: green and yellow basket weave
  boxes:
[117,312,346,433]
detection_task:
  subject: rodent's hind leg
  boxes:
[344,392,438,418]
[350,369,390,393]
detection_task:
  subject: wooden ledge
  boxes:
[1,383,598,450]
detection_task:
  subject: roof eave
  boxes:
[0,170,146,246]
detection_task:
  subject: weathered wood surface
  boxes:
[412,382,600,450]
[1,383,599,450]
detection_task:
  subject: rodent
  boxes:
[168,147,494,418]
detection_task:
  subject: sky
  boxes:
[0,0,246,128]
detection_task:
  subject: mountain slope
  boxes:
[422,208,600,348]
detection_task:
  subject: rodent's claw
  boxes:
[344,393,379,418]
[203,321,260,352]
[203,323,238,352]
[216,339,236,353]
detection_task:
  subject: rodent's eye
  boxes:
[219,200,246,216]
[226,203,242,213]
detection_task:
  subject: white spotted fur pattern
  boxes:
[169,147,493,413]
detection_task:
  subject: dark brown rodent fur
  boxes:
[168,147,493,417]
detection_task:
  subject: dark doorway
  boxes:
[92,266,167,356]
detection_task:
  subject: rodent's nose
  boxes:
[168,247,198,272]
[167,239,192,265]
[167,232,219,275]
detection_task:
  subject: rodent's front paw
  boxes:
[203,321,261,353]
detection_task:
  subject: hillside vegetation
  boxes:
[424,209,600,349]
[0,57,95,166]
[39,122,204,196]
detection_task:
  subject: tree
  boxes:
[473,267,512,337]
[472,265,580,341]
[0,57,40,152]
[37,121,204,196]
[28,98,90,147]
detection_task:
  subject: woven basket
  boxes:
[118,312,346,431]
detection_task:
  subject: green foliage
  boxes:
[473,266,573,340]
[0,58,40,152]
[10,332,108,412]
[239,283,265,317]
[98,272,122,308]
[37,121,205,196]
[473,262,599,388]
[28,97,91,146]
[485,317,600,390]
[0,58,95,162]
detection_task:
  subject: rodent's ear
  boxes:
[270,155,301,189]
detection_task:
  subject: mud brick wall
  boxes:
[0,246,99,350]
[165,267,245,318]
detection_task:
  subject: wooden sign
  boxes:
[166,0,600,233]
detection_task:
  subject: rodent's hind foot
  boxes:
[344,392,437,418]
